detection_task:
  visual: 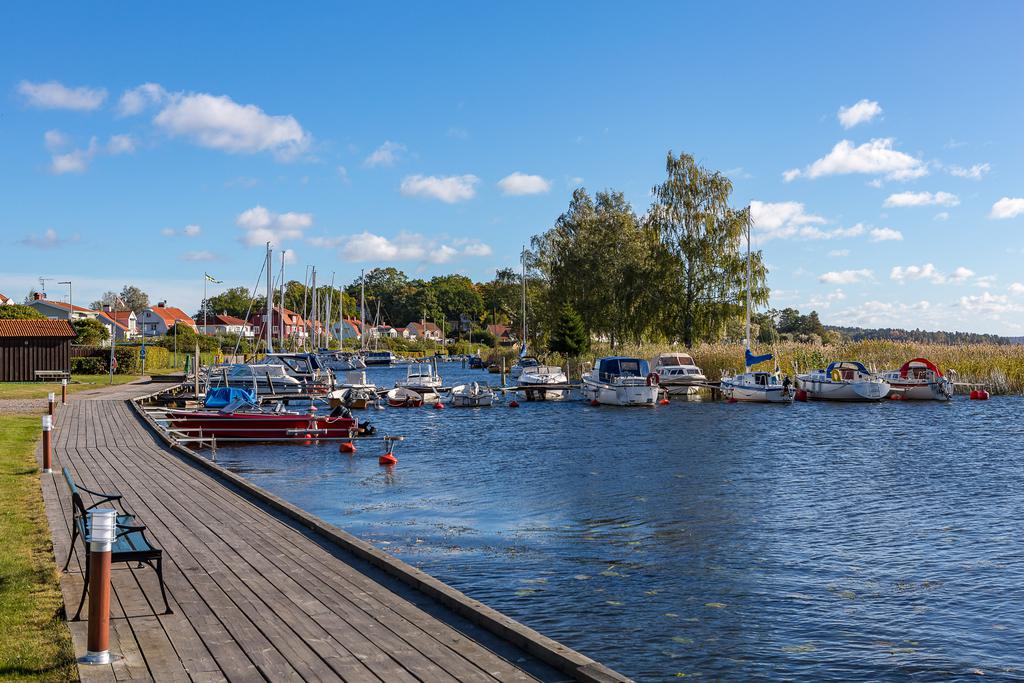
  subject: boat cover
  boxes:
[825,360,870,375]
[899,357,942,378]
[205,386,257,408]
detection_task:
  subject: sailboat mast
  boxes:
[265,242,274,355]
[359,269,366,351]
[745,209,752,369]
[326,272,335,348]
[279,251,286,350]
[520,245,527,351]
[311,267,318,350]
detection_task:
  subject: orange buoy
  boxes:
[339,442,356,454]
[794,389,808,402]
[889,393,903,400]
[589,399,600,407]
[727,397,738,404]
[434,401,445,410]
[658,398,670,406]
[379,453,398,465]
[508,400,520,408]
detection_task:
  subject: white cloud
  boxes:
[400,174,478,203]
[106,134,136,155]
[18,228,79,249]
[869,227,903,242]
[950,267,976,283]
[957,291,1021,316]
[782,168,801,182]
[837,99,882,128]
[891,263,946,284]
[750,200,826,241]
[44,130,69,152]
[934,212,949,221]
[18,80,107,110]
[828,249,849,257]
[182,250,215,262]
[784,138,927,182]
[236,205,313,247]
[990,197,1024,220]
[336,166,349,184]
[1009,283,1024,295]
[282,249,297,265]
[819,269,873,284]
[50,137,98,174]
[117,83,169,116]
[307,235,346,248]
[974,275,996,289]
[154,92,310,160]
[338,232,491,264]
[883,191,959,208]
[803,288,847,309]
[363,140,406,167]
[833,299,935,327]
[497,172,552,196]
[183,224,201,236]
[948,163,990,180]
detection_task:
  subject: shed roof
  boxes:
[0,319,77,338]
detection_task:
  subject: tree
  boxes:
[647,151,767,347]
[203,287,264,320]
[72,318,109,345]
[548,303,589,357]
[0,304,47,319]
[90,285,150,313]
[429,274,483,324]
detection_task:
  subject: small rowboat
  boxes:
[386,387,424,408]
[165,409,356,441]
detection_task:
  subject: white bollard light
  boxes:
[41,415,53,473]
[80,508,121,665]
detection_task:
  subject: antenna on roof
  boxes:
[38,276,53,298]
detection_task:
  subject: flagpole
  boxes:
[203,274,208,331]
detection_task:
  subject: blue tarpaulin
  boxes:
[204,387,257,408]
[745,348,774,367]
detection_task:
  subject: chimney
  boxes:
[157,301,166,308]
[102,304,112,312]
[33,292,43,300]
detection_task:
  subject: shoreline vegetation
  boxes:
[0,414,76,681]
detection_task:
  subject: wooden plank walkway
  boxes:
[41,391,626,682]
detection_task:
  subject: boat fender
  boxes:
[831,369,842,382]
[794,389,808,402]
[433,401,445,410]
[340,442,356,454]
[508,400,520,408]
[589,399,600,407]
[646,372,660,387]
[889,393,903,400]
[379,453,398,465]
[971,389,990,400]
[658,398,670,406]
[727,397,738,404]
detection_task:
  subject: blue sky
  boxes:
[3,3,1023,333]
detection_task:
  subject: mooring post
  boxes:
[80,508,120,665]
[61,378,68,405]
[41,414,53,474]
[48,391,56,419]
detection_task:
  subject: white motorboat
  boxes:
[796,361,890,401]
[510,355,539,380]
[395,360,443,394]
[450,382,495,407]
[386,387,424,408]
[650,353,707,395]
[207,362,304,395]
[518,363,569,400]
[317,351,363,373]
[882,358,954,401]
[326,370,379,409]
[581,357,660,406]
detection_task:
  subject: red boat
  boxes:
[165,409,356,441]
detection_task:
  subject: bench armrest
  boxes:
[115,523,147,539]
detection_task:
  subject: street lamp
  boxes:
[58,281,72,320]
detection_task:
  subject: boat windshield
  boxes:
[599,357,649,381]
[658,354,696,367]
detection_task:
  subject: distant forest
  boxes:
[825,325,1014,345]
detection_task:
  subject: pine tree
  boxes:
[548,303,589,357]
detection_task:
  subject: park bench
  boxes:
[61,468,171,619]
[35,370,70,381]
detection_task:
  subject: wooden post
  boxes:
[41,415,52,473]
[80,508,120,665]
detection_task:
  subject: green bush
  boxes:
[71,357,106,374]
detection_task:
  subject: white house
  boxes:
[0,293,14,305]
[198,313,255,338]
[405,321,444,341]
[139,302,197,337]
[27,296,100,321]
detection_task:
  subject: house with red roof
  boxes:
[405,321,444,341]
[27,295,100,321]
[198,313,255,338]
[0,293,14,306]
[486,324,516,345]
[139,302,197,337]
[248,306,307,343]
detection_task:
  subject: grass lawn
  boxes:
[0,371,177,401]
[0,415,76,681]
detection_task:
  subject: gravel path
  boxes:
[0,398,47,415]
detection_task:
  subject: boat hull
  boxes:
[167,411,355,440]
[796,377,890,401]
[887,380,953,401]
[581,379,659,406]
[721,382,793,403]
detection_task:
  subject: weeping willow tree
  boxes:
[647,151,768,347]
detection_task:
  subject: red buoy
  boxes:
[889,393,903,400]
[379,453,398,465]
[658,398,670,406]
[972,389,990,400]
[339,442,356,454]
[589,399,600,407]
[508,400,520,408]
[433,401,445,410]
[727,397,738,404]
[969,390,978,399]
[794,389,808,402]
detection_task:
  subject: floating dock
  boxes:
[41,383,630,682]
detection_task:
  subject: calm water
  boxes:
[218,362,1024,681]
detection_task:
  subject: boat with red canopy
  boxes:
[164,404,357,441]
[882,358,955,401]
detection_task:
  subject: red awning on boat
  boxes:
[899,357,942,378]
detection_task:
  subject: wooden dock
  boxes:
[42,386,628,682]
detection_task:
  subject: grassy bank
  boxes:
[528,341,1024,394]
[0,415,76,681]
[0,372,176,401]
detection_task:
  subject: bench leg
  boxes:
[62,524,78,573]
[73,552,90,621]
[156,557,172,615]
